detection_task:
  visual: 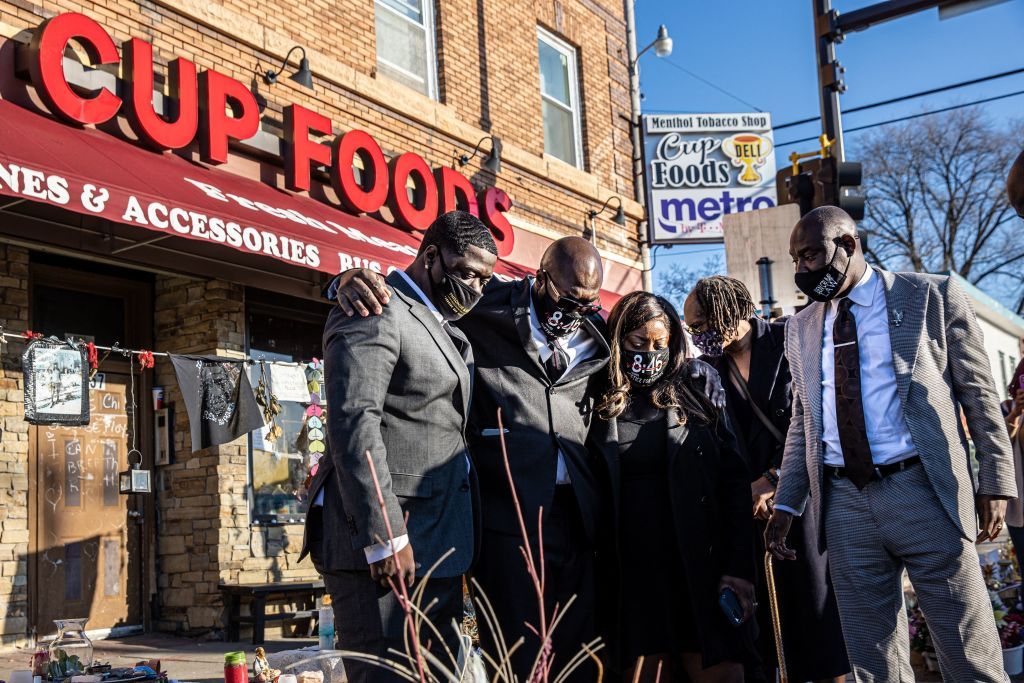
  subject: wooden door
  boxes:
[28,260,152,636]
[32,371,143,630]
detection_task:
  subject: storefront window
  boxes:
[537,27,583,168]
[246,292,329,524]
[374,0,438,99]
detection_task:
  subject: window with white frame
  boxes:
[537,28,584,168]
[374,0,438,99]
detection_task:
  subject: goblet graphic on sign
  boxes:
[722,133,774,186]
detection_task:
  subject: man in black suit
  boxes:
[300,211,497,682]
[330,237,608,680]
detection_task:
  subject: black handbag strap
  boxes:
[725,355,785,446]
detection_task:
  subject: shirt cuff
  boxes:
[322,275,341,302]
[772,503,802,517]
[364,534,410,564]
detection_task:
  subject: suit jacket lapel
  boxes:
[559,317,611,385]
[800,302,826,448]
[878,269,926,408]
[387,271,473,417]
[511,280,549,381]
[746,318,783,429]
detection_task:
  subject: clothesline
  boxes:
[0,329,316,367]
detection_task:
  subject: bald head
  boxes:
[1010,150,1024,218]
[794,206,858,242]
[789,206,866,299]
[537,236,604,300]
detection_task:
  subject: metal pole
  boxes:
[813,0,845,161]
[624,0,654,291]
[756,256,776,319]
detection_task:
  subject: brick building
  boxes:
[0,0,642,643]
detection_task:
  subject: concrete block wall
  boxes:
[0,244,29,645]
[152,274,316,634]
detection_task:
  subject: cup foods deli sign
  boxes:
[643,113,776,244]
[10,13,514,254]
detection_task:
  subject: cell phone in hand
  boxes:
[719,587,744,627]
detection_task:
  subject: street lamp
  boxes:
[624,17,674,291]
[633,25,673,66]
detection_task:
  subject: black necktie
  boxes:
[833,297,874,489]
[544,341,569,383]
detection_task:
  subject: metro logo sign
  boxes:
[643,113,776,245]
[21,12,514,255]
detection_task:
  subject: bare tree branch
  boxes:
[856,108,1024,303]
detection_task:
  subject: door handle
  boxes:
[127,510,142,518]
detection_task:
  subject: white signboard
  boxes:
[643,113,777,244]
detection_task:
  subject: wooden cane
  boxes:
[764,551,789,683]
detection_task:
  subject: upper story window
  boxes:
[375,0,438,99]
[537,27,584,168]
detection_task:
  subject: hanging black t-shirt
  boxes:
[170,354,264,452]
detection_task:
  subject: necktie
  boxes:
[544,341,569,383]
[833,297,874,489]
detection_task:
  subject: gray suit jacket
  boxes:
[302,270,476,577]
[776,268,1017,550]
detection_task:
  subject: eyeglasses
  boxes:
[541,270,602,316]
[684,322,708,336]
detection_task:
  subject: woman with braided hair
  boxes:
[684,276,849,683]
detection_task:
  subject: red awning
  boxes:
[0,98,534,281]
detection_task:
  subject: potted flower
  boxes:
[907,601,937,672]
[994,591,1024,676]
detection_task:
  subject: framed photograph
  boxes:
[23,339,90,426]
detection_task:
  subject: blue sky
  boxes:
[634,0,1024,285]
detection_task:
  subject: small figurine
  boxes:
[253,647,280,683]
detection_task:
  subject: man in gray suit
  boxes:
[765,206,1017,682]
[301,211,498,682]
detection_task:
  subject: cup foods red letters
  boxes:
[24,13,514,255]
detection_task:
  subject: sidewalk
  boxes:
[1,629,318,682]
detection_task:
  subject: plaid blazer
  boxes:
[775,268,1017,551]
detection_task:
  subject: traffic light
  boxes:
[819,157,865,220]
[776,157,864,220]
[776,160,819,217]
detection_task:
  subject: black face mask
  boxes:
[691,329,725,357]
[537,287,585,340]
[623,348,671,386]
[794,239,852,303]
[430,254,482,321]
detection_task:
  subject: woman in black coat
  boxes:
[591,291,758,683]
[683,276,848,683]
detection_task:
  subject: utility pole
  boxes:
[624,0,653,292]
[813,0,846,162]
[811,0,984,163]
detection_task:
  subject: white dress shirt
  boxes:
[820,266,917,467]
[526,278,599,484]
[314,269,452,564]
[775,267,917,517]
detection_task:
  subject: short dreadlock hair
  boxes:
[418,210,498,257]
[691,276,755,339]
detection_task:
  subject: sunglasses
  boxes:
[541,271,602,316]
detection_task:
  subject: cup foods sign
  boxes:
[643,113,776,244]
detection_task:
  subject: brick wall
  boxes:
[152,275,316,634]
[0,245,30,644]
[0,0,641,262]
[0,0,643,640]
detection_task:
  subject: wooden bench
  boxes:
[220,580,326,644]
